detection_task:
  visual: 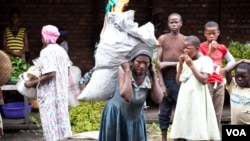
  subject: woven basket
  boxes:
[0,50,12,86]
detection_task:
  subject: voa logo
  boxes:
[226,129,246,136]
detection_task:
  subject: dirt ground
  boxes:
[2,129,97,141]
[2,129,161,141]
[2,129,44,141]
[1,105,230,141]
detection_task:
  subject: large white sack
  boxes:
[94,43,133,68]
[77,68,117,101]
[78,10,158,101]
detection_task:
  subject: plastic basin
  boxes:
[2,102,32,119]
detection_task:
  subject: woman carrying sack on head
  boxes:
[98,43,163,141]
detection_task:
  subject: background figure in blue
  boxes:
[57,27,69,53]
[79,68,94,91]
[98,43,163,141]
[79,41,98,91]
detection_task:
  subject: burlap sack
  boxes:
[0,50,12,86]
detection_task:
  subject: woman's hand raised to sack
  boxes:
[149,63,156,77]
[121,61,130,72]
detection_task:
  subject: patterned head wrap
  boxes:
[129,43,153,62]
[41,25,60,44]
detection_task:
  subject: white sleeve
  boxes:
[224,51,235,66]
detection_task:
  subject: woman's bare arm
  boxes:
[118,62,133,102]
[25,71,56,88]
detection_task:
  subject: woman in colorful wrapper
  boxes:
[25,25,72,141]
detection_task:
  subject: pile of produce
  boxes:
[69,101,105,133]
[228,41,250,61]
[10,57,30,82]
[223,41,250,67]
[222,41,250,77]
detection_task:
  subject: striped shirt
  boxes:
[5,27,25,53]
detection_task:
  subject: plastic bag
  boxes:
[68,66,81,107]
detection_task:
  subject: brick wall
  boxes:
[1,0,249,74]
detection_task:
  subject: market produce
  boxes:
[228,41,250,60]
[10,57,30,81]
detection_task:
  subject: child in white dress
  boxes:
[170,35,221,141]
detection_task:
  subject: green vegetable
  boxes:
[69,101,106,133]
[223,41,250,76]
[29,101,106,134]
[228,41,250,60]
[223,41,250,67]
[10,57,30,78]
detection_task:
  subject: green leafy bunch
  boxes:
[228,41,250,60]
[69,101,106,133]
[10,57,30,78]
[222,41,250,76]
[223,41,250,67]
[29,101,106,133]
[152,58,157,66]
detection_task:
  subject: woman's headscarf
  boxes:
[41,25,60,44]
[129,43,153,62]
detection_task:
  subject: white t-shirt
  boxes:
[226,78,250,124]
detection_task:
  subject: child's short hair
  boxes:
[204,21,219,30]
[168,13,182,21]
[236,62,250,73]
[184,35,200,48]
